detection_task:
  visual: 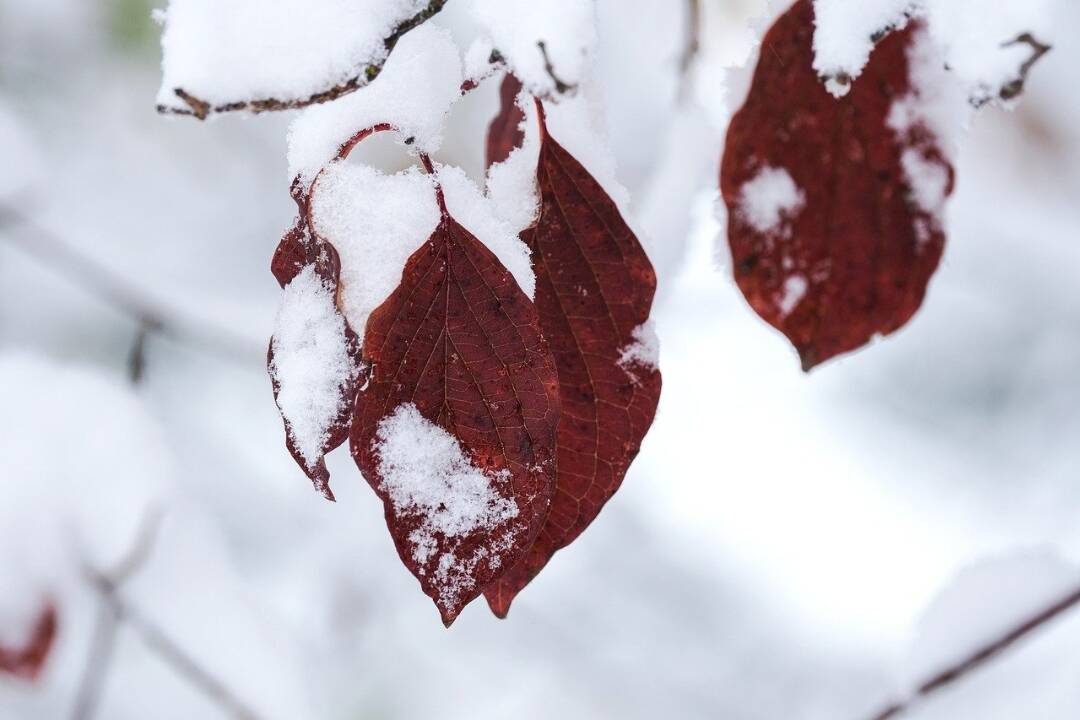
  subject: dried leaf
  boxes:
[351,179,560,626]
[485,74,525,170]
[268,194,364,501]
[0,604,57,681]
[721,0,954,370]
[484,103,662,617]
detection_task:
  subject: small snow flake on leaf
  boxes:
[0,604,57,682]
[721,0,955,370]
[350,169,560,625]
[484,101,662,618]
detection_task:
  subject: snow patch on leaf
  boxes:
[270,265,359,469]
[618,322,661,380]
[373,404,520,608]
[812,0,915,97]
[286,23,463,184]
[776,275,808,317]
[310,163,441,336]
[486,88,542,235]
[738,165,805,234]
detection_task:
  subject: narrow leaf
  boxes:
[721,0,954,370]
[484,104,662,618]
[485,74,525,171]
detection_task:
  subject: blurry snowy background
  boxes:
[2,0,1079,718]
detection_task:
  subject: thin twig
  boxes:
[679,0,702,101]
[0,202,262,368]
[70,598,120,720]
[998,33,1052,102]
[536,41,577,95]
[866,582,1080,720]
[157,0,450,119]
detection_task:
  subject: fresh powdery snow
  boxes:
[618,322,661,379]
[812,0,1061,101]
[270,265,358,469]
[468,0,596,95]
[486,90,542,235]
[373,404,519,606]
[287,24,463,184]
[309,163,441,334]
[776,275,808,317]
[157,0,427,111]
[904,551,1080,688]
[738,166,805,234]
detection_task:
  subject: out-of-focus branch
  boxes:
[865,582,1080,720]
[157,0,449,119]
[536,41,577,95]
[998,33,1052,102]
[0,202,262,370]
[73,510,261,720]
[679,0,703,100]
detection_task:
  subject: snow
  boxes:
[286,23,463,184]
[812,0,914,97]
[777,275,808,317]
[468,0,596,96]
[269,265,358,469]
[813,0,1062,103]
[437,163,535,298]
[486,87,542,235]
[619,322,661,380]
[373,404,519,606]
[738,166,805,234]
[157,0,425,112]
[905,551,1080,687]
[309,163,441,335]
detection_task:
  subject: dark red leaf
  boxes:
[484,103,662,618]
[0,604,57,682]
[485,74,526,171]
[350,178,560,626]
[268,193,364,501]
[721,0,954,370]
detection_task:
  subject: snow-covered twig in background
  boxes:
[157,0,449,120]
[866,581,1080,720]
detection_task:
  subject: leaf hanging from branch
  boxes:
[484,100,662,618]
[721,0,954,370]
[350,166,560,626]
[0,604,57,681]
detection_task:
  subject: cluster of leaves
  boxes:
[269,78,661,624]
[153,0,1052,629]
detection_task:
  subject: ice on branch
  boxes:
[270,266,359,470]
[468,0,596,95]
[373,404,520,609]
[156,0,437,116]
[813,0,1058,103]
[738,166,805,234]
[287,24,463,184]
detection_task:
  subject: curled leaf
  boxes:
[721,0,954,370]
[351,176,560,626]
[485,74,526,170]
[0,604,57,681]
[484,102,662,618]
[268,197,363,501]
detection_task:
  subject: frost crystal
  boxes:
[270,265,358,468]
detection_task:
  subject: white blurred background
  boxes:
[2,0,1079,718]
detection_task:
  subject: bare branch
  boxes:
[70,598,120,720]
[865,582,1080,720]
[0,202,262,368]
[157,0,449,120]
[998,33,1052,102]
[536,41,578,95]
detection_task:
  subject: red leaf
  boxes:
[350,174,560,626]
[484,103,662,618]
[0,604,57,682]
[268,193,364,501]
[721,0,954,370]
[485,74,525,171]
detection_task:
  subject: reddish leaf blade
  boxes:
[268,209,364,501]
[351,197,560,626]
[721,0,954,370]
[484,106,662,618]
[485,74,526,171]
[0,604,57,681]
